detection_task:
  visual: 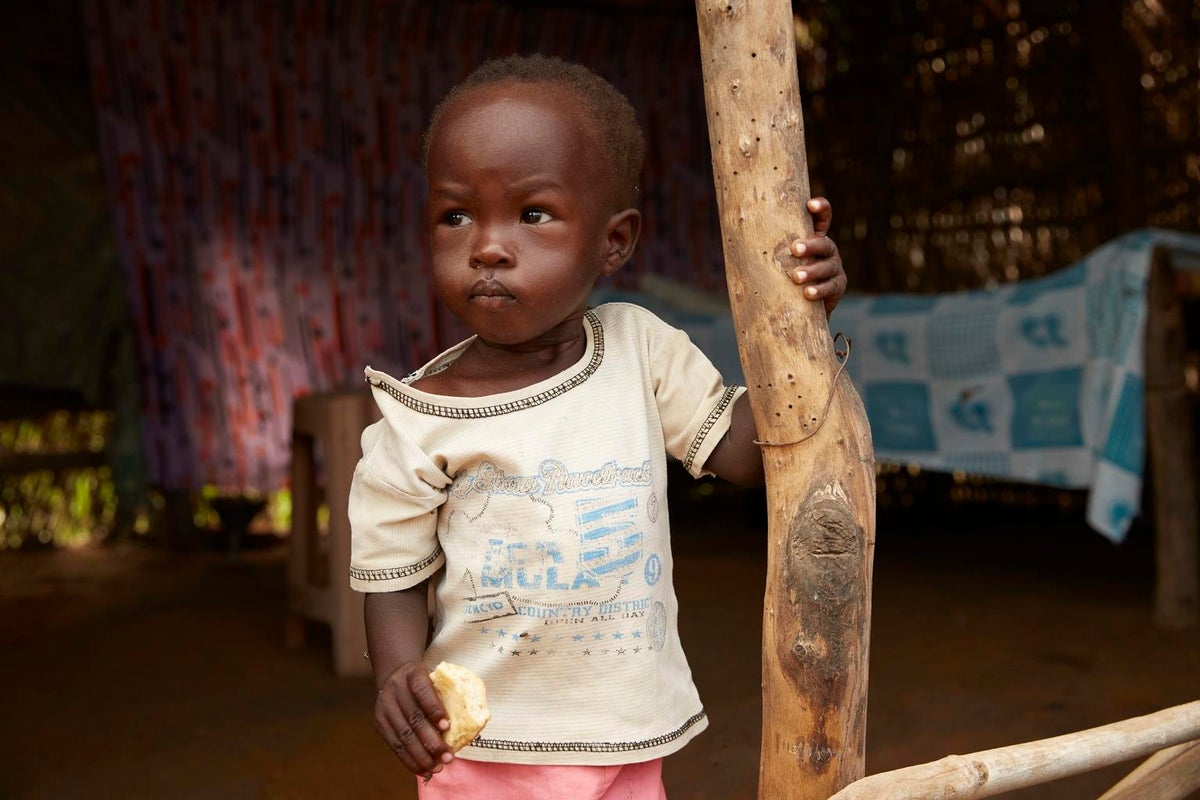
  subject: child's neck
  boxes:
[414,317,589,398]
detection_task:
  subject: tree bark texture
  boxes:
[693,2,877,798]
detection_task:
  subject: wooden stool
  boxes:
[285,387,380,677]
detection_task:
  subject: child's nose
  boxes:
[470,226,513,269]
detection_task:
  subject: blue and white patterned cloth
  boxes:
[593,229,1200,542]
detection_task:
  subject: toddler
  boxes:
[349,54,846,799]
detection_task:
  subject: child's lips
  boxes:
[469,279,515,304]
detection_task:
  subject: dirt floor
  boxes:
[1,491,1197,800]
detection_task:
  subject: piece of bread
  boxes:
[428,661,491,751]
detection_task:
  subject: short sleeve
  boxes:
[650,324,747,478]
[348,417,452,593]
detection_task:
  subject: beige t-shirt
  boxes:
[349,302,746,765]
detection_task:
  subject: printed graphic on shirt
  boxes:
[449,459,652,500]
[443,458,668,657]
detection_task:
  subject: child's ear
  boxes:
[602,208,642,276]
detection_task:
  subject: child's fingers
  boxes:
[800,276,846,300]
[789,260,846,314]
[790,236,837,261]
[408,669,451,732]
[375,691,451,775]
[806,196,833,234]
[789,255,842,285]
[374,667,455,776]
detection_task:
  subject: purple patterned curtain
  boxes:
[84,0,725,492]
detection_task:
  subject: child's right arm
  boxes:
[365,585,455,777]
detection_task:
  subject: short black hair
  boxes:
[423,54,645,209]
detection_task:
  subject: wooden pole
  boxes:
[1144,247,1200,630]
[693,3,877,797]
[1098,740,1200,800]
[827,701,1200,800]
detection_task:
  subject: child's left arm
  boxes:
[701,196,846,486]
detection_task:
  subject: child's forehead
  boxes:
[446,80,588,131]
[427,80,618,202]
[431,82,604,164]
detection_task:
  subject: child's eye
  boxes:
[443,210,470,227]
[521,209,554,225]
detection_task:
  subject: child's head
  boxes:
[424,54,644,211]
[421,55,645,348]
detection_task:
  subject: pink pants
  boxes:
[416,757,667,800]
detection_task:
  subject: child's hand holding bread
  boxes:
[374,660,490,778]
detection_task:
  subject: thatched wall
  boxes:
[791,0,1198,292]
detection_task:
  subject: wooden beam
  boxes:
[828,701,1200,800]
[1098,740,1200,800]
[693,2,877,797]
